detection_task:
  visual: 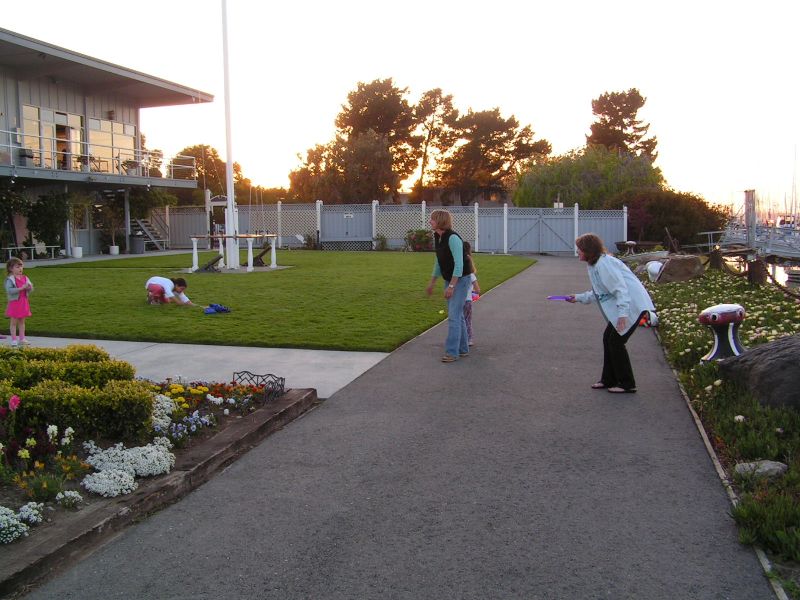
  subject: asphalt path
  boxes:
[27,255,774,599]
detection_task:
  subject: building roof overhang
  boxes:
[0,28,213,108]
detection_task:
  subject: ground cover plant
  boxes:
[27,250,533,352]
[646,268,800,596]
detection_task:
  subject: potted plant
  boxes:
[103,199,125,254]
[122,159,139,176]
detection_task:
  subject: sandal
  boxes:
[591,382,607,390]
[607,387,637,394]
[441,355,457,363]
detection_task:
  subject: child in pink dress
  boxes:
[5,257,33,347]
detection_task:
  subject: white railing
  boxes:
[0,129,195,180]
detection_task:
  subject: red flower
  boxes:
[8,395,20,412]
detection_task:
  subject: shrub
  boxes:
[17,379,153,443]
[405,229,432,251]
[0,359,134,389]
[0,345,109,363]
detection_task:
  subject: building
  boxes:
[0,27,213,256]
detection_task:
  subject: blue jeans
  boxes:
[444,277,471,357]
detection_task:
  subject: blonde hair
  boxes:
[6,257,23,274]
[429,209,452,231]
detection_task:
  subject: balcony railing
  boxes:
[0,129,196,180]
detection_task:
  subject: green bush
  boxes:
[0,359,134,389]
[0,345,110,363]
[17,379,153,443]
[405,229,432,251]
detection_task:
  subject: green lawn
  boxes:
[26,250,534,352]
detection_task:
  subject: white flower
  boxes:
[151,394,175,432]
[206,394,223,406]
[17,502,44,526]
[61,426,75,446]
[0,507,29,544]
[82,470,137,498]
[713,379,722,387]
[55,491,83,509]
[734,415,746,423]
[223,409,229,416]
[46,425,58,443]
[227,398,236,405]
[83,440,175,478]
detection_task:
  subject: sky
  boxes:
[5,1,799,212]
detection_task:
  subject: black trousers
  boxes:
[600,319,639,390]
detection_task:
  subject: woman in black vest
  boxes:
[425,209,473,362]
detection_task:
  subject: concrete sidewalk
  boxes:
[26,337,387,400]
[25,255,775,599]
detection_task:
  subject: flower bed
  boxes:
[0,347,276,547]
[646,268,800,595]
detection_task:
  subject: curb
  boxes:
[0,388,318,598]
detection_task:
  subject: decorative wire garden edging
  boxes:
[232,371,285,403]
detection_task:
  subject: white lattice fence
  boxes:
[376,205,427,245]
[243,205,279,234]
[280,204,318,246]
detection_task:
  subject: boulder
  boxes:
[734,460,788,480]
[718,334,800,409]
[655,255,704,283]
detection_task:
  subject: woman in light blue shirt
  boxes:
[567,233,657,393]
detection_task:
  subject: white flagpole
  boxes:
[221,0,238,269]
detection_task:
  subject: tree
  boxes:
[413,88,459,194]
[586,88,658,160]
[604,189,729,245]
[288,132,396,203]
[434,108,551,204]
[335,78,421,195]
[513,145,664,209]
[168,145,245,205]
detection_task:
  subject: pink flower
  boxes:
[8,395,20,412]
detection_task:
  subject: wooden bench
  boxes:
[3,245,62,261]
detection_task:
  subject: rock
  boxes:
[734,460,788,479]
[655,255,704,283]
[718,334,800,409]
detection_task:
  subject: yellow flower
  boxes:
[17,449,30,459]
[34,461,45,470]
[25,438,37,448]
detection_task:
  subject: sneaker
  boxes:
[10,341,18,348]
[441,354,457,363]
[19,339,30,346]
[459,352,469,357]
[468,340,474,346]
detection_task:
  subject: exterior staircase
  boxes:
[133,218,169,251]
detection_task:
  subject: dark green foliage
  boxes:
[405,229,433,251]
[604,188,729,245]
[733,494,800,562]
[514,145,664,209]
[26,191,70,246]
[586,88,658,160]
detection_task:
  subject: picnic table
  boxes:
[189,234,277,272]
